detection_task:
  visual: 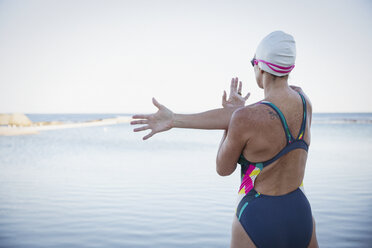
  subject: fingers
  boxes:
[244,92,251,100]
[133,126,150,132]
[143,131,155,140]
[222,90,227,103]
[132,114,149,120]
[152,97,162,109]
[222,90,228,107]
[238,80,242,95]
[230,78,235,93]
[130,120,148,125]
[230,77,239,94]
[132,114,150,119]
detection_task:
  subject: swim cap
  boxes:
[255,31,296,76]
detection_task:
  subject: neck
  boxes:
[262,73,289,98]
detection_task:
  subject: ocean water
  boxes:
[0,113,372,248]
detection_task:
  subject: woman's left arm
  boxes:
[216,108,250,176]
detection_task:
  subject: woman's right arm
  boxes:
[131,77,250,140]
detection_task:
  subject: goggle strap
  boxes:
[256,59,295,74]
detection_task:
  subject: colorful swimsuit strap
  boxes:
[238,139,308,168]
[260,92,307,143]
[238,92,308,168]
[296,93,307,140]
[259,101,293,144]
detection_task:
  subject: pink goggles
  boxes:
[251,58,295,74]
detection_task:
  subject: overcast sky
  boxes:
[0,0,371,113]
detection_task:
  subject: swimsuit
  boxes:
[236,93,313,248]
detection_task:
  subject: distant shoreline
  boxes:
[0,116,132,136]
[312,119,372,124]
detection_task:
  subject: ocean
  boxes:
[0,113,372,248]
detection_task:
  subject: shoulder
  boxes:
[290,85,312,109]
[228,103,268,133]
[290,85,313,123]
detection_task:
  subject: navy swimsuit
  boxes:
[236,93,313,247]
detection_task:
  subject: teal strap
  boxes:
[238,202,248,220]
[296,93,307,140]
[260,101,293,143]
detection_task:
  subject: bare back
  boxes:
[240,88,312,196]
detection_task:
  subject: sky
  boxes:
[0,0,371,113]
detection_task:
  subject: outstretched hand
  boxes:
[131,98,174,140]
[222,77,250,108]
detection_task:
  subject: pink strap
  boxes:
[255,59,295,74]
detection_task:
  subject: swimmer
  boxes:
[131,31,319,248]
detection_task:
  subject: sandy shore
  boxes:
[0,116,132,136]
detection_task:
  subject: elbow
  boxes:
[216,167,226,176]
[217,169,231,177]
[216,153,237,176]
[216,162,234,177]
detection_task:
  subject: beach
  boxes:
[0,114,132,136]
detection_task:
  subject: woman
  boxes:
[131,31,318,248]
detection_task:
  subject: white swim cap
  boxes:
[255,31,296,76]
